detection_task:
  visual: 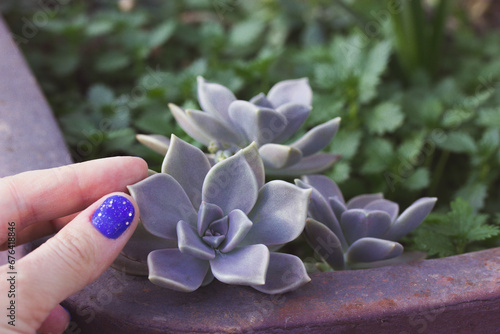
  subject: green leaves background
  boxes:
[3,0,500,257]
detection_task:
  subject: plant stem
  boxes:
[389,0,413,77]
[409,0,426,69]
[428,0,450,74]
[331,0,369,27]
[429,149,449,195]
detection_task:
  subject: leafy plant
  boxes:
[296,175,436,270]
[409,198,500,257]
[3,0,500,259]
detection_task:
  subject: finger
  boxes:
[10,192,140,332]
[37,305,70,334]
[0,212,80,251]
[0,157,147,244]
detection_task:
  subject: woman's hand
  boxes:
[0,157,148,334]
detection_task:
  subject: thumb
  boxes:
[4,192,140,333]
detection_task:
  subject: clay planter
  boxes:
[1,15,499,334]
[62,248,500,333]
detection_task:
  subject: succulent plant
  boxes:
[128,134,312,294]
[295,175,437,270]
[137,77,341,176]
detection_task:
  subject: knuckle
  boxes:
[48,229,97,280]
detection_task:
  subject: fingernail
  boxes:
[92,195,135,239]
[62,305,71,319]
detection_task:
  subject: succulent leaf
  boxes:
[291,117,341,156]
[251,253,311,294]
[295,179,347,249]
[340,209,392,245]
[148,249,210,292]
[197,76,236,126]
[328,196,347,223]
[136,134,170,155]
[301,174,345,204]
[258,144,303,169]
[267,78,313,107]
[201,269,215,287]
[250,92,274,108]
[210,244,270,286]
[202,148,259,215]
[384,197,438,241]
[197,202,224,236]
[128,173,197,240]
[162,135,211,208]
[186,109,242,145]
[228,100,287,146]
[243,181,311,246]
[115,220,176,276]
[272,103,311,143]
[168,103,213,146]
[205,216,229,236]
[266,153,340,176]
[304,218,345,270]
[202,234,226,248]
[219,209,253,253]
[364,199,399,222]
[240,142,265,189]
[177,220,216,260]
[345,237,403,263]
[346,193,384,209]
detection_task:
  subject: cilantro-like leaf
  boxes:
[436,131,477,154]
[410,198,500,257]
[366,101,404,135]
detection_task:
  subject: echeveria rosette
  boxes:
[140,77,341,176]
[295,175,437,270]
[128,134,312,294]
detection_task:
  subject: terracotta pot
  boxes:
[62,248,500,333]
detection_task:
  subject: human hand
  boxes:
[0,157,148,334]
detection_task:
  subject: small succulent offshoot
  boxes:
[296,175,437,270]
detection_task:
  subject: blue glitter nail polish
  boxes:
[92,195,135,239]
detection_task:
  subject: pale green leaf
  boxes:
[329,161,350,183]
[397,132,426,161]
[367,102,404,135]
[402,167,430,191]
[437,131,477,154]
[359,40,391,103]
[455,183,487,210]
[229,19,266,48]
[86,20,114,37]
[88,84,114,110]
[149,21,176,49]
[95,52,131,72]
[441,109,474,128]
[361,138,394,174]
[329,130,362,160]
[477,108,500,128]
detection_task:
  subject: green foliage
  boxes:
[366,101,404,135]
[3,0,500,257]
[410,198,500,257]
[436,131,477,154]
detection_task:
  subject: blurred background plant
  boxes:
[2,0,499,260]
